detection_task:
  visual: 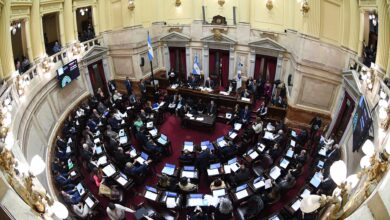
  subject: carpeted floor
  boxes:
[81,111,316,220]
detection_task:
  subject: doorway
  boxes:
[10,20,30,74]
[87,60,108,96]
[42,12,61,55]
[209,49,229,89]
[331,92,356,142]
[76,6,95,42]
[169,47,186,81]
[254,55,277,83]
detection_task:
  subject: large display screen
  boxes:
[352,96,372,152]
[57,59,80,88]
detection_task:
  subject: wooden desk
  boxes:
[267,105,287,122]
[167,86,253,109]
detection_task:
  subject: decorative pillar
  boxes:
[0,0,15,78]
[73,8,78,40]
[275,54,283,81]
[375,0,390,72]
[357,10,365,57]
[237,0,249,23]
[228,46,235,80]
[186,45,191,78]
[23,19,33,62]
[64,0,75,44]
[202,45,209,80]
[193,0,203,21]
[58,10,66,46]
[306,0,320,37]
[31,0,44,60]
[97,0,107,32]
[249,49,255,78]
[92,4,100,36]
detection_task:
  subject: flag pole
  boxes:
[148,31,157,95]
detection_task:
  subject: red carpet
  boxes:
[80,114,316,220]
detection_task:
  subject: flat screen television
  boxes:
[57,59,80,88]
[352,96,372,152]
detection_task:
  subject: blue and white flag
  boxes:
[147,34,154,61]
[193,54,201,75]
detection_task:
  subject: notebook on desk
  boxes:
[280,158,290,169]
[249,150,259,159]
[119,129,125,137]
[95,146,103,155]
[116,175,128,186]
[102,164,116,177]
[291,130,297,138]
[76,183,85,196]
[291,140,296,147]
[234,123,242,131]
[286,149,294,158]
[301,189,311,198]
[97,156,107,166]
[119,136,128,144]
[162,164,176,176]
[257,143,266,152]
[229,131,238,139]
[85,197,95,208]
[207,168,219,176]
[149,129,158,137]
[146,121,153,128]
[291,199,302,211]
[212,189,226,198]
[182,171,195,178]
[253,179,265,189]
[310,174,322,188]
[144,190,158,201]
[235,190,248,200]
[269,166,281,180]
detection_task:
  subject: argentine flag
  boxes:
[147,34,154,61]
[193,54,201,75]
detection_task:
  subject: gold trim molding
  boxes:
[168,27,183,33]
[211,28,228,41]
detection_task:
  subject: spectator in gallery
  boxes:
[52,41,62,53]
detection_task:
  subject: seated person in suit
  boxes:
[108,115,121,131]
[297,129,308,145]
[295,149,307,164]
[189,206,209,220]
[178,177,198,192]
[210,178,226,191]
[267,143,280,160]
[175,95,186,115]
[195,99,205,114]
[157,174,177,191]
[214,197,233,219]
[80,143,93,161]
[180,149,195,164]
[204,77,214,89]
[228,104,241,125]
[289,163,303,177]
[106,125,119,139]
[124,160,151,176]
[87,118,98,132]
[265,183,280,203]
[219,141,237,160]
[114,147,131,167]
[206,100,217,116]
[179,103,193,118]
[240,105,251,124]
[256,102,268,119]
[188,75,198,88]
[54,171,75,189]
[276,171,296,190]
[273,129,285,144]
[317,175,336,195]
[56,136,68,150]
[129,92,138,106]
[168,94,178,110]
[324,144,341,168]
[241,89,250,98]
[243,195,264,219]
[230,164,251,186]
[61,189,82,205]
[145,139,165,155]
[112,90,123,102]
[169,70,177,85]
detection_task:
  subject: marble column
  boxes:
[64,0,75,44]
[375,0,390,72]
[249,49,255,78]
[186,45,191,78]
[228,46,235,80]
[73,8,78,40]
[24,19,33,62]
[97,0,107,32]
[357,10,365,57]
[275,54,283,81]
[31,0,45,60]
[193,0,203,21]
[202,45,209,79]
[58,11,66,46]
[0,0,14,78]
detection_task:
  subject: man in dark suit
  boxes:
[204,77,214,89]
[219,141,237,160]
[56,136,67,150]
[124,161,150,176]
[240,105,251,124]
[206,100,217,116]
[310,116,322,140]
[196,149,210,174]
[295,150,307,164]
[54,171,75,189]
[108,80,116,94]
[231,164,251,185]
[125,77,132,95]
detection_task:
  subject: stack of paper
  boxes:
[235,190,248,199]
[218,140,227,147]
[85,197,95,208]
[291,200,302,211]
[103,164,116,177]
[116,176,128,186]
[234,123,242,130]
[229,132,238,139]
[144,191,158,201]
[196,117,204,121]
[254,180,265,189]
[149,129,158,137]
[291,140,296,147]
[249,151,259,159]
[269,166,281,180]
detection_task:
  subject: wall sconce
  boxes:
[301,0,310,15]
[218,0,225,7]
[128,0,135,10]
[175,0,181,7]
[266,0,274,10]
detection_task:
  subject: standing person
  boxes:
[125,77,132,95]
[108,80,117,95]
[263,81,272,105]
[106,202,135,220]
[310,116,322,141]
[139,79,147,104]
